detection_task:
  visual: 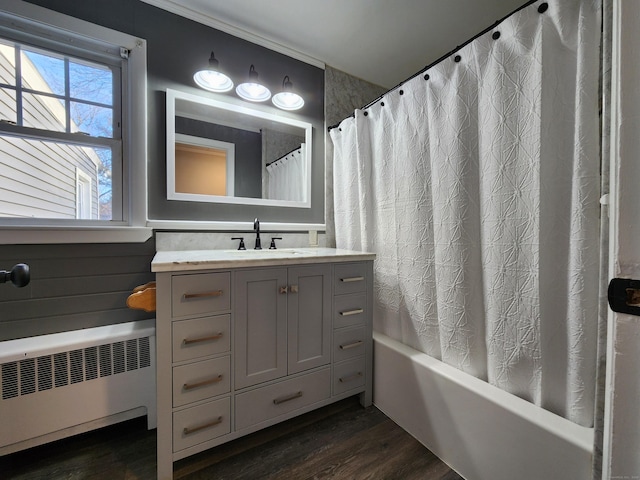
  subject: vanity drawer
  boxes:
[333,326,366,363]
[333,357,366,396]
[173,396,231,452]
[173,315,230,362]
[334,293,367,329]
[235,368,330,431]
[334,263,367,295]
[172,272,230,318]
[173,356,230,407]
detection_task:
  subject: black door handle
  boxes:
[1,263,30,288]
[608,278,640,315]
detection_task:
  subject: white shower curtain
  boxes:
[266,144,307,201]
[330,0,600,427]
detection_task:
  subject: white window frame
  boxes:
[75,168,92,220]
[0,0,150,244]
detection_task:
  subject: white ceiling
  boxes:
[144,0,527,89]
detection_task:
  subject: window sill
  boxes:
[0,226,153,244]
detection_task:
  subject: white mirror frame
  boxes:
[166,88,312,208]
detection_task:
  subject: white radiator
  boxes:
[0,319,156,455]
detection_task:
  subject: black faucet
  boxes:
[253,218,262,250]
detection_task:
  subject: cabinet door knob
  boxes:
[289,285,298,294]
[279,286,288,294]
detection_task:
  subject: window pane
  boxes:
[0,41,16,86]
[22,92,65,131]
[21,49,65,96]
[70,60,112,105]
[71,101,113,137]
[0,88,16,123]
[0,135,112,220]
[94,147,112,220]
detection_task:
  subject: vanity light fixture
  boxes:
[272,75,304,111]
[235,64,271,102]
[193,51,234,92]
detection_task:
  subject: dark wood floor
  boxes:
[0,397,463,480]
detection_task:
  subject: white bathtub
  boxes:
[373,332,594,480]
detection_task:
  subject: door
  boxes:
[603,2,640,477]
[235,268,287,389]
[287,264,331,374]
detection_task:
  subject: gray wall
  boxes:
[0,0,325,341]
[0,240,156,341]
[324,66,386,247]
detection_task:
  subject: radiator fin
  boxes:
[1,336,153,401]
[19,359,35,395]
[54,352,68,388]
[99,344,112,377]
[126,339,137,371]
[70,350,83,384]
[85,347,98,381]
[37,356,52,392]
[113,342,125,375]
[1,363,17,400]
[139,337,151,368]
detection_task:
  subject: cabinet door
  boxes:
[235,268,287,389]
[287,264,332,374]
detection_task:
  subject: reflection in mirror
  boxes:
[175,134,235,196]
[265,144,307,201]
[166,89,312,208]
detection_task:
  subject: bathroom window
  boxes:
[0,2,149,243]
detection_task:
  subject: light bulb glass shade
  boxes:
[272,91,304,110]
[236,82,271,102]
[272,75,304,110]
[193,69,234,92]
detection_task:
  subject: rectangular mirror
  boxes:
[167,88,312,208]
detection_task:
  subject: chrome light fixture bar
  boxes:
[193,51,233,92]
[236,64,271,102]
[272,75,304,111]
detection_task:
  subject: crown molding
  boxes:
[139,0,325,70]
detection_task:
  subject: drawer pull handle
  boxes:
[339,308,364,316]
[183,290,224,300]
[289,285,298,294]
[273,391,303,405]
[279,286,288,294]
[183,374,223,391]
[183,333,223,345]
[339,340,364,350]
[340,276,364,283]
[339,372,363,383]
[183,416,223,435]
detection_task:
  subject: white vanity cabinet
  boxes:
[152,248,374,480]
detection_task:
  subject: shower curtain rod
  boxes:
[327,0,540,131]
[265,145,302,167]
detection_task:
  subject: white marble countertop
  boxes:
[151,247,376,272]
